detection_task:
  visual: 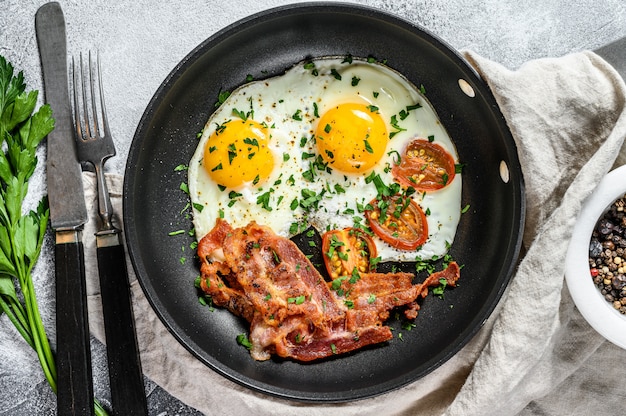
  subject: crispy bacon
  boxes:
[197,219,460,362]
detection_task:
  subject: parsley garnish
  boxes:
[389,114,407,139]
[232,107,247,120]
[244,137,259,148]
[288,295,306,305]
[256,190,273,211]
[215,120,228,135]
[432,278,448,298]
[236,334,253,349]
[304,61,318,76]
[215,90,231,107]
[227,143,237,164]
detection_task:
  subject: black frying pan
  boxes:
[123,2,525,402]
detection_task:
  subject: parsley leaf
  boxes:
[236,333,253,349]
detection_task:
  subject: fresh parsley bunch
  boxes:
[0,56,108,415]
[0,53,55,388]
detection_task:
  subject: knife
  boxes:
[35,3,94,416]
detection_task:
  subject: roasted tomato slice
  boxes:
[392,139,456,191]
[321,228,378,279]
[364,195,428,251]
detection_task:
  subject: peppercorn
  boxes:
[589,193,626,315]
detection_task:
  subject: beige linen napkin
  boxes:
[83,50,626,415]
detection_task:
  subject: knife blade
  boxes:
[35,3,94,416]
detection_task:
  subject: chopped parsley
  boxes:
[256,189,273,211]
[330,68,342,80]
[288,295,306,305]
[304,61,318,76]
[236,333,253,350]
[215,90,231,107]
[432,278,448,298]
[227,143,237,164]
[244,137,259,148]
[389,114,407,139]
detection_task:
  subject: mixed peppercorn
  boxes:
[588,193,626,314]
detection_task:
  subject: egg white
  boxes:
[188,56,462,262]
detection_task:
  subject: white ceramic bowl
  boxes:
[565,164,626,349]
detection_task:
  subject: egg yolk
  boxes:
[315,103,388,173]
[203,119,274,189]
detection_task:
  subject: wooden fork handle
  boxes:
[96,232,148,415]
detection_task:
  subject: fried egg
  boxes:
[188,56,462,262]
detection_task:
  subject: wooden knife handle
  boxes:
[55,238,95,416]
[96,236,148,415]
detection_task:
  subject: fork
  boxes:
[71,51,148,416]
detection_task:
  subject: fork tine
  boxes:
[96,52,111,138]
[80,52,93,139]
[88,51,101,138]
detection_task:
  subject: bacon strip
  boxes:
[197,219,460,362]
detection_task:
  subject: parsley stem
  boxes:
[0,296,34,348]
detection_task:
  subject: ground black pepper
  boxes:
[589,193,626,314]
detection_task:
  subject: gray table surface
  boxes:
[1,0,626,415]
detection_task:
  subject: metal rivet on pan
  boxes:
[458,79,475,97]
[500,160,510,183]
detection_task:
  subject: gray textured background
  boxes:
[1,0,626,414]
